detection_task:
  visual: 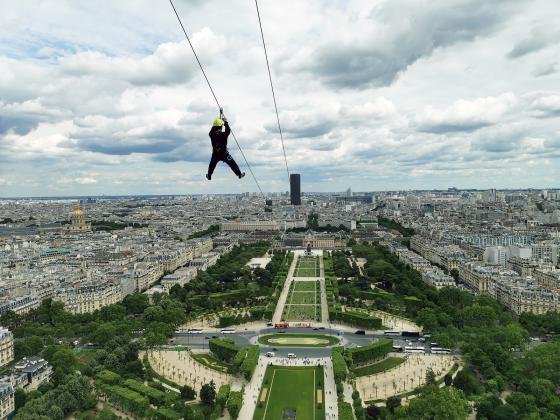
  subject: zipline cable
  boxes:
[254,0,290,181]
[168,0,265,197]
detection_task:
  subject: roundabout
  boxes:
[258,333,340,347]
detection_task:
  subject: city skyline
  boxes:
[1,0,560,196]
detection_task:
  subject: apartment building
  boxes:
[0,383,14,420]
[53,283,122,314]
[0,329,13,369]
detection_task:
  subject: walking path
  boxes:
[319,254,329,323]
[238,356,269,420]
[142,349,242,397]
[355,354,457,402]
[272,253,299,323]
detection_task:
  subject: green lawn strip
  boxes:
[258,333,339,347]
[295,268,319,277]
[282,304,320,321]
[253,365,325,420]
[292,281,317,292]
[289,292,317,304]
[191,353,232,373]
[352,356,406,377]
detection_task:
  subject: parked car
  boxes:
[355,330,366,335]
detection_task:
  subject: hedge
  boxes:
[209,290,246,303]
[348,339,393,366]
[209,338,239,362]
[123,378,168,405]
[232,346,248,372]
[338,400,354,420]
[96,370,122,385]
[331,310,382,329]
[332,348,348,383]
[153,408,182,420]
[217,384,231,410]
[227,391,243,419]
[97,382,149,416]
[352,356,405,377]
[240,345,259,380]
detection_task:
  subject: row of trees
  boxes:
[351,243,560,419]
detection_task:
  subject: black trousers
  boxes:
[208,150,241,177]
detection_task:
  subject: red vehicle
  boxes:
[274,323,289,329]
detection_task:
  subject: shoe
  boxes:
[206,174,211,180]
[239,172,245,179]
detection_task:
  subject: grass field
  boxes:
[352,356,406,377]
[282,280,321,322]
[253,365,325,420]
[295,256,320,277]
[259,333,339,347]
[191,353,231,373]
[282,304,320,321]
[290,292,316,304]
[292,281,318,292]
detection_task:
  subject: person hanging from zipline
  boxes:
[206,111,245,181]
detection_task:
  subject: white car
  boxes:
[265,352,275,357]
[287,353,296,359]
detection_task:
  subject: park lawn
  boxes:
[191,353,232,373]
[292,281,318,292]
[290,292,317,304]
[259,333,339,347]
[295,268,319,277]
[352,356,406,377]
[253,365,325,420]
[282,304,321,322]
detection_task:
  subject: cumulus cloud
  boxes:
[302,0,520,88]
[416,93,516,133]
[1,0,560,195]
[529,94,560,118]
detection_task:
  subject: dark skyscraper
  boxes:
[290,174,301,205]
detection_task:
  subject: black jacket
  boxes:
[209,122,230,154]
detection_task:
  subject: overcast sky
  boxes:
[1,0,559,197]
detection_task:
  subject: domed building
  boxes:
[63,203,92,233]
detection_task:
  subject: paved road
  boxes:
[272,252,299,323]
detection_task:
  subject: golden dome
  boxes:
[73,203,84,216]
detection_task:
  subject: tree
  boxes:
[14,388,27,410]
[417,308,439,332]
[426,368,437,385]
[453,367,482,396]
[200,381,216,406]
[181,385,196,400]
[49,347,78,375]
[92,324,117,346]
[123,293,149,314]
[475,394,503,420]
[392,387,470,420]
[386,395,401,413]
[366,404,381,419]
[0,310,22,329]
[444,373,453,386]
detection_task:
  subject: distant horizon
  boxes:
[0,186,557,200]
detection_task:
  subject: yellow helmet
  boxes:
[213,118,223,127]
